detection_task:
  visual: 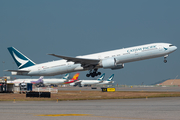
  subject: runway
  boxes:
[0,97,180,120]
[56,86,180,92]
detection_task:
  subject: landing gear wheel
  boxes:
[91,72,96,77]
[86,74,90,77]
[97,72,101,75]
[164,60,167,63]
[86,69,101,77]
[163,55,168,63]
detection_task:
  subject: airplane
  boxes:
[70,73,105,87]
[6,43,177,77]
[42,73,80,85]
[97,74,114,85]
[41,73,69,85]
[63,73,80,84]
[7,76,43,86]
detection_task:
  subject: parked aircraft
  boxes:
[7,43,177,77]
[70,73,105,87]
[42,73,79,85]
[7,76,43,86]
[97,74,114,85]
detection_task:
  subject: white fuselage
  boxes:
[7,79,35,86]
[70,80,102,86]
[79,80,102,86]
[97,81,114,85]
[42,79,67,85]
[13,43,177,76]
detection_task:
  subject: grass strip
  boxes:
[0,91,180,101]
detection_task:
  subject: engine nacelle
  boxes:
[101,58,124,70]
[111,64,124,70]
[101,58,116,69]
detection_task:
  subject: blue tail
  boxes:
[63,73,69,79]
[7,47,36,69]
[107,74,114,81]
[98,73,105,81]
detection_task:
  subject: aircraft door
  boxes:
[158,45,163,51]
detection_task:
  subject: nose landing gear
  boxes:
[86,69,101,77]
[164,55,168,63]
[164,59,167,63]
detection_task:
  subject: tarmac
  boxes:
[0,97,180,120]
[57,86,180,92]
[28,86,180,93]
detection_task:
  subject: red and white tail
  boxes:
[64,73,80,84]
[70,73,80,80]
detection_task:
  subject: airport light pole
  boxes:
[2,61,5,76]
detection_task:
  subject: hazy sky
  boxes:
[0,0,180,85]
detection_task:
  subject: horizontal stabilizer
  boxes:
[5,70,30,75]
[5,70,30,72]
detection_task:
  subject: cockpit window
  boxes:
[169,44,173,47]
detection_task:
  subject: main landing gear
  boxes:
[86,69,101,77]
[164,55,168,63]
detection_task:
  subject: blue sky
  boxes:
[0,0,180,85]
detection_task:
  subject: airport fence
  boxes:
[14,87,58,93]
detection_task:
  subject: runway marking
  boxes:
[91,116,163,120]
[37,114,162,120]
[37,114,92,117]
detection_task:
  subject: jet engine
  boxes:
[101,58,124,70]
[111,64,124,70]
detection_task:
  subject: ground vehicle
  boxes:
[19,82,27,93]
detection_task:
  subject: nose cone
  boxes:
[173,46,177,51]
[168,45,177,53]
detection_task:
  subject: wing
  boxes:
[48,54,100,67]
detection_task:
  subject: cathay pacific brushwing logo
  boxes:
[108,77,112,81]
[98,73,105,81]
[107,74,114,81]
[13,51,29,69]
[164,47,168,51]
[63,74,69,79]
[108,77,113,81]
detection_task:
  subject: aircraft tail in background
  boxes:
[64,73,80,84]
[107,74,114,81]
[62,73,69,80]
[97,73,105,81]
[70,73,80,80]
[31,76,43,84]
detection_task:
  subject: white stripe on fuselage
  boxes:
[17,43,177,76]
